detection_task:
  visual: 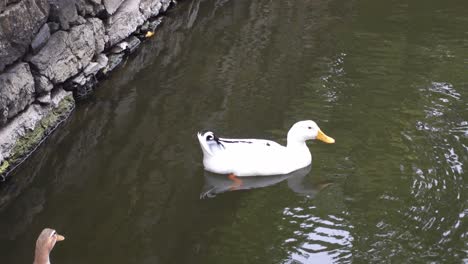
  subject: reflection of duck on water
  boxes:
[201,165,332,198]
[33,228,65,264]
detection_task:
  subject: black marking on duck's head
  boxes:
[266,142,270,146]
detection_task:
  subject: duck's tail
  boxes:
[198,131,214,156]
[197,131,225,157]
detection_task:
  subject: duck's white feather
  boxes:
[197,120,334,177]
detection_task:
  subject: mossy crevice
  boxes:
[1,95,74,179]
[0,161,9,175]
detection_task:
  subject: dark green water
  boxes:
[1,0,467,263]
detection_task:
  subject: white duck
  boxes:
[33,228,65,264]
[197,120,335,176]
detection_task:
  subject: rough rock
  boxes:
[30,23,51,54]
[75,0,105,17]
[110,41,128,53]
[74,77,96,99]
[30,19,105,84]
[69,53,107,98]
[36,93,51,104]
[0,0,179,180]
[0,0,50,71]
[83,62,100,76]
[139,0,161,19]
[106,0,145,47]
[126,36,141,53]
[71,74,87,86]
[69,72,96,99]
[47,22,60,33]
[0,63,35,126]
[0,89,74,166]
[160,0,171,12]
[71,15,87,26]
[48,0,78,30]
[30,31,79,84]
[103,0,124,15]
[68,25,96,66]
[96,54,109,68]
[109,36,140,54]
[87,17,106,54]
[34,74,54,94]
[141,17,162,32]
[0,105,42,162]
[101,52,125,75]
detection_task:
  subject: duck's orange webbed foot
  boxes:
[228,173,243,190]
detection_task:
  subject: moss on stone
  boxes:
[2,94,74,176]
[0,160,9,175]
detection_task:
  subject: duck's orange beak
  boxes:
[316,130,335,143]
[55,233,65,242]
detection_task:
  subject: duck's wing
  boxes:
[216,137,287,162]
[217,137,284,151]
[198,132,286,163]
[215,137,292,176]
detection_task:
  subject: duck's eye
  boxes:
[206,135,213,140]
[308,126,312,129]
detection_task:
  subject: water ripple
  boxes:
[282,207,352,263]
[399,78,467,261]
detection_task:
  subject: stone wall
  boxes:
[0,0,175,178]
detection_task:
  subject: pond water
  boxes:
[0,0,467,263]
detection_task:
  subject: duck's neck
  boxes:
[286,138,312,167]
[33,247,50,264]
[287,140,307,149]
[286,134,308,149]
[287,140,310,159]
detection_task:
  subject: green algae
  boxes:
[0,160,9,175]
[1,95,74,177]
